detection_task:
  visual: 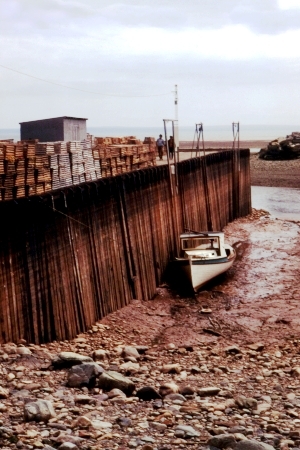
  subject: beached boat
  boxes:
[175,231,236,291]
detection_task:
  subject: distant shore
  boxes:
[178,142,300,189]
[179,139,268,149]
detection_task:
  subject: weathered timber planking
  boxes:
[0,150,251,343]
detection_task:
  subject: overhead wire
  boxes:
[0,63,171,98]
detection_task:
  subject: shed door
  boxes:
[72,124,79,140]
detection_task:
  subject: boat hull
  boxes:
[176,254,235,291]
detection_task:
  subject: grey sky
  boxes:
[1,0,300,128]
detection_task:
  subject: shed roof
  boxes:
[19,116,88,124]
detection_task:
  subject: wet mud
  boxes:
[100,209,300,350]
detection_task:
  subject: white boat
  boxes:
[175,231,236,291]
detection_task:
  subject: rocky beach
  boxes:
[0,153,300,450]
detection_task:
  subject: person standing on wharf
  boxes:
[156,134,165,160]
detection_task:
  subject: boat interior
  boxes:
[180,236,221,257]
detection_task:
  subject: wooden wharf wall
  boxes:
[0,150,251,344]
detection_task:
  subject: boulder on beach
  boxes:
[259,132,300,160]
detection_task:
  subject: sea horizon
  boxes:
[0,124,299,143]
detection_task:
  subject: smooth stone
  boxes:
[97,371,135,395]
[73,416,92,428]
[179,386,195,396]
[161,364,181,374]
[24,400,56,422]
[91,420,113,430]
[52,352,93,369]
[16,347,32,355]
[55,435,86,446]
[107,388,127,399]
[198,387,221,397]
[120,361,140,372]
[122,346,140,359]
[176,425,200,438]
[149,421,167,431]
[164,393,186,402]
[58,444,78,450]
[235,439,275,450]
[141,436,155,443]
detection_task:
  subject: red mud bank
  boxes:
[250,153,300,188]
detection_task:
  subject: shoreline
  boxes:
[179,139,268,149]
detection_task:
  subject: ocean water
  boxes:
[252,186,300,220]
[1,124,298,143]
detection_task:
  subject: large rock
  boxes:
[235,440,275,450]
[259,133,300,160]
[67,362,104,387]
[24,400,56,422]
[52,352,93,369]
[207,434,236,448]
[97,371,135,395]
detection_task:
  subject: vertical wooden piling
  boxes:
[0,149,251,343]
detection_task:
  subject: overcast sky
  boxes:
[1,0,300,130]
